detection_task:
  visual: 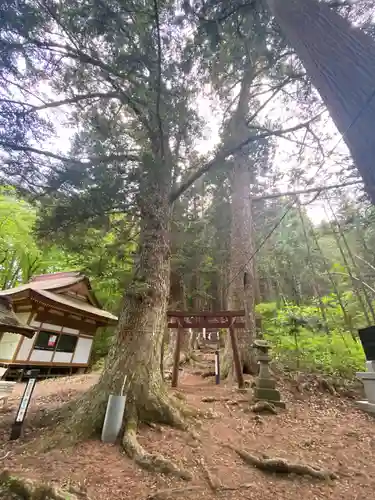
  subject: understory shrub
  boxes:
[256,298,366,378]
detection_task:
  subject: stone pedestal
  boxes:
[253,340,285,408]
[357,371,375,414]
[357,361,375,415]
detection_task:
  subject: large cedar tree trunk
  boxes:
[53,156,189,477]
[221,161,258,378]
[266,0,375,202]
[220,64,260,378]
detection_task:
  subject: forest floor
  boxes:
[1,349,375,500]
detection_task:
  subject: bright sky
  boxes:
[193,90,352,225]
[34,23,357,231]
[27,0,367,231]
[42,86,352,229]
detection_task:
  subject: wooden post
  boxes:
[171,324,183,388]
[228,322,244,389]
[215,349,220,385]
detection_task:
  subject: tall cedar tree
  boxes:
[266,0,375,202]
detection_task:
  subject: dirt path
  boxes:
[1,353,374,500]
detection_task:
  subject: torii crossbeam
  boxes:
[166,310,261,389]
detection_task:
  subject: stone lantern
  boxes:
[252,339,285,408]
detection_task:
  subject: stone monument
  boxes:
[253,339,285,408]
[357,360,375,414]
[357,326,375,415]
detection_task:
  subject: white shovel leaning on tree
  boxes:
[101,374,130,443]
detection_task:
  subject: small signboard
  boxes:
[358,326,375,361]
[10,369,39,441]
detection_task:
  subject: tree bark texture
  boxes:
[164,328,194,369]
[266,0,375,202]
[221,62,260,378]
[56,156,185,444]
[222,161,258,378]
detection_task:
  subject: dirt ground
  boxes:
[1,351,375,500]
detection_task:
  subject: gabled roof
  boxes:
[29,271,81,282]
[33,289,118,323]
[0,296,36,338]
[0,272,118,325]
[0,275,84,296]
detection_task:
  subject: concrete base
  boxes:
[357,400,375,415]
[253,387,286,408]
[356,371,375,402]
[254,387,281,401]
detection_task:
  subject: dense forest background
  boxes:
[1,0,375,383]
[2,182,375,377]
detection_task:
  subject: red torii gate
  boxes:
[166,310,260,389]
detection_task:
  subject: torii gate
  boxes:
[166,310,261,389]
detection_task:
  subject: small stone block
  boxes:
[254,387,281,402]
[256,378,276,389]
[357,400,375,415]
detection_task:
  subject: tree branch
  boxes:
[0,141,139,165]
[246,78,291,125]
[10,37,149,115]
[251,179,363,201]
[170,115,322,202]
[0,92,120,112]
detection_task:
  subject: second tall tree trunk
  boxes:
[266,0,375,202]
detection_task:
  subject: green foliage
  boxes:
[0,187,74,288]
[255,301,279,319]
[0,188,130,362]
[91,328,113,367]
[256,297,366,378]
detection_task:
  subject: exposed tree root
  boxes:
[35,378,191,454]
[189,352,201,362]
[201,396,220,402]
[0,471,89,500]
[173,391,186,401]
[164,351,191,370]
[233,448,338,480]
[168,394,198,420]
[123,415,192,480]
[30,367,196,482]
[149,394,188,429]
[146,486,202,500]
[201,396,249,404]
[219,483,256,491]
[199,458,222,491]
[250,401,278,414]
